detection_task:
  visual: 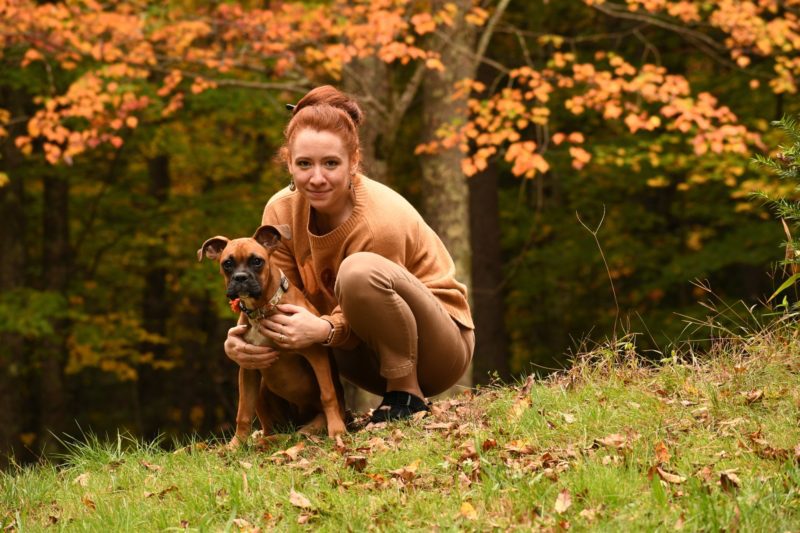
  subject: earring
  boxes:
[289,179,296,191]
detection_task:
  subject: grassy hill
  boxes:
[3,325,800,531]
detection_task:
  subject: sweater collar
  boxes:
[306,174,366,248]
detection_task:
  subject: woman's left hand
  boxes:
[257,304,333,351]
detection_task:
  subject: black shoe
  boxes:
[370,391,430,424]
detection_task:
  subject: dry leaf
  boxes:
[389,459,421,482]
[140,460,162,472]
[297,512,314,524]
[744,389,764,404]
[481,438,497,451]
[232,518,253,530]
[81,495,96,511]
[654,466,686,484]
[289,488,313,509]
[508,396,531,422]
[238,460,252,469]
[73,473,89,487]
[459,441,478,462]
[595,433,627,449]
[345,455,367,472]
[654,441,671,464]
[459,501,478,520]
[562,413,576,424]
[554,488,572,514]
[720,470,741,492]
[180,519,189,528]
[280,442,306,461]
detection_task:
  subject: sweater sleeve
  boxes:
[261,200,304,290]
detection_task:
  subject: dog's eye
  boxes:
[250,257,264,268]
[222,259,234,271]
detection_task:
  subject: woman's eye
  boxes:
[296,160,311,169]
[324,160,340,168]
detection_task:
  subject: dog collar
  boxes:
[237,270,290,320]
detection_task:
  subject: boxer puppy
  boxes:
[198,224,346,446]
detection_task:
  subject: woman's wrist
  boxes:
[320,318,335,345]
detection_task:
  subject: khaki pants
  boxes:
[333,252,475,397]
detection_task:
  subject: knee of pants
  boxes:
[334,252,386,303]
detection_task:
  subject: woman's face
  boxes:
[288,128,353,218]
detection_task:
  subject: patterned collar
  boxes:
[238,270,290,320]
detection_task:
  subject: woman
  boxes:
[224,85,474,423]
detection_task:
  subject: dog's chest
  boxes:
[243,320,277,348]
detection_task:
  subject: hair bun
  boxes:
[292,85,363,126]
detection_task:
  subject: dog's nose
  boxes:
[232,273,249,283]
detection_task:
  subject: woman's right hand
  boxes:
[224,324,280,369]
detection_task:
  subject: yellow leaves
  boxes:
[0,172,8,188]
[569,146,591,170]
[459,501,478,520]
[465,7,489,27]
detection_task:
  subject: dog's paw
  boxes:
[226,435,246,450]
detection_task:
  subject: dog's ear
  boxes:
[253,224,291,249]
[197,236,229,261]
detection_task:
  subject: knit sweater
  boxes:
[261,174,474,349]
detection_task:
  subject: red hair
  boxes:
[280,85,364,169]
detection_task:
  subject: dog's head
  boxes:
[197,224,292,305]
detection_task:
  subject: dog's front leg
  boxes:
[228,367,261,449]
[303,345,347,437]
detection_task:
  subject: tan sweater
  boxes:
[261,174,474,348]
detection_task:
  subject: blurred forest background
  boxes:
[1,0,798,466]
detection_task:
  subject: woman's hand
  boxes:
[224,324,280,369]
[257,304,332,351]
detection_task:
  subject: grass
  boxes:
[3,324,800,531]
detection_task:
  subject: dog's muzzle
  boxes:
[226,271,262,299]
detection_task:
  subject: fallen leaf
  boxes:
[595,433,627,450]
[232,518,253,530]
[345,455,367,472]
[389,459,421,482]
[744,389,764,404]
[238,460,252,469]
[459,441,478,462]
[424,422,456,431]
[562,413,576,424]
[278,442,306,461]
[140,460,162,472]
[297,512,314,524]
[794,443,800,463]
[675,513,686,530]
[654,441,671,464]
[289,488,313,509]
[459,501,478,520]
[508,396,531,422]
[482,438,497,451]
[73,473,89,487]
[720,470,741,492]
[554,489,572,514]
[81,495,96,511]
[653,466,686,484]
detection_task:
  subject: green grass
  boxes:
[3,326,800,531]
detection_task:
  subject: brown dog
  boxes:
[198,224,346,446]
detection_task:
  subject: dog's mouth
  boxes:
[226,280,262,301]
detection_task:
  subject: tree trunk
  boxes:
[0,88,30,466]
[421,0,478,391]
[138,154,171,438]
[469,166,511,384]
[39,172,71,455]
[343,57,391,184]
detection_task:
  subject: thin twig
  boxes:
[576,206,620,340]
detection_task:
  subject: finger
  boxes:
[240,344,277,355]
[228,324,250,336]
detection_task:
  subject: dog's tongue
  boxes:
[229,298,241,313]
